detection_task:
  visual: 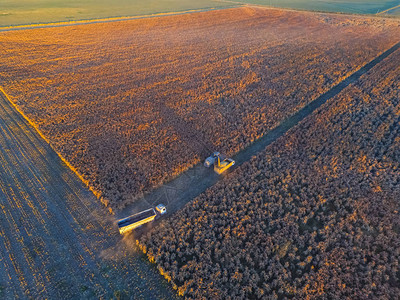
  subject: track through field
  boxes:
[1,16,399,299]
[118,39,400,225]
[0,91,176,299]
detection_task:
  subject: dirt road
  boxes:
[0,90,176,299]
[118,40,400,224]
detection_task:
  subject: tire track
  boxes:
[119,40,400,226]
[0,100,107,297]
[0,99,118,297]
[0,91,177,298]
[0,93,108,233]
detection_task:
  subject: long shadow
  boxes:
[119,41,400,224]
[155,100,215,157]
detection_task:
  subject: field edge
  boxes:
[0,6,240,32]
[0,87,113,212]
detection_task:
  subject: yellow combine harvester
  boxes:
[204,151,235,174]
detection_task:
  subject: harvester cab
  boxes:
[204,151,235,174]
[204,151,220,168]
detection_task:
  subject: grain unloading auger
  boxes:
[204,151,235,174]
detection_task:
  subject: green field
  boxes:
[1,0,399,27]
[386,6,400,15]
[0,0,232,27]
[240,0,400,14]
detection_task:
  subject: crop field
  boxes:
[1,7,400,210]
[0,90,176,299]
[0,0,233,27]
[236,0,400,15]
[1,0,399,28]
[139,45,400,299]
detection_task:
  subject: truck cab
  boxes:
[156,204,167,215]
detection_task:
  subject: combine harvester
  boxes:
[118,151,233,234]
[204,151,235,174]
[117,204,166,234]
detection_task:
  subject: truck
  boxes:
[117,204,166,234]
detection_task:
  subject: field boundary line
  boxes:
[377,4,400,15]
[0,6,240,32]
[213,0,400,18]
[0,88,107,209]
[1,4,397,33]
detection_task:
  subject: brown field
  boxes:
[1,7,400,208]
[139,47,400,299]
[0,90,176,299]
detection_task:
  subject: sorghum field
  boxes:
[139,44,400,299]
[1,7,399,209]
